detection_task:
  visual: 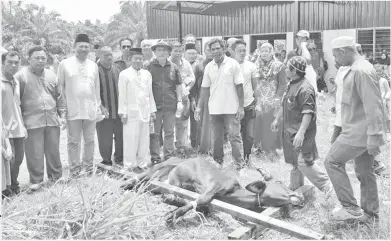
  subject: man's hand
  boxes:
[330,106,336,114]
[271,119,279,132]
[293,131,305,148]
[23,127,28,139]
[60,117,67,130]
[150,112,156,122]
[100,106,109,118]
[177,101,184,112]
[368,146,381,157]
[190,99,197,112]
[236,107,244,121]
[120,115,128,124]
[318,91,326,102]
[194,107,201,122]
[182,86,190,97]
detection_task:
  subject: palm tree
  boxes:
[104,0,147,49]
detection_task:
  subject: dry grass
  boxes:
[2,94,390,240]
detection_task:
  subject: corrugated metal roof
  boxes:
[148,1,293,15]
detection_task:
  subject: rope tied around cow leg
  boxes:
[189,200,197,211]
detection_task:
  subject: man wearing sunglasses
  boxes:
[115,37,133,71]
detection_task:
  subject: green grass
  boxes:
[2,94,390,240]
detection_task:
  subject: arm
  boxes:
[94,64,101,110]
[382,78,391,100]
[234,62,245,109]
[275,65,287,97]
[197,87,210,111]
[183,61,195,89]
[236,84,244,109]
[57,62,66,103]
[175,67,183,102]
[297,114,312,136]
[54,74,67,118]
[117,72,128,117]
[148,73,157,113]
[355,70,386,148]
[300,42,312,64]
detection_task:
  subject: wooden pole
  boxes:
[177,1,183,43]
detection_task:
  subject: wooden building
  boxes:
[146,0,390,87]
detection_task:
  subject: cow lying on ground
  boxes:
[121,157,304,224]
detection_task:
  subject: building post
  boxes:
[177,1,183,43]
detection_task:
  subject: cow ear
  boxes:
[245,180,267,194]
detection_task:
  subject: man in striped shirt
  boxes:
[96,45,123,166]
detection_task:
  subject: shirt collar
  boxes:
[211,55,228,66]
[289,77,305,85]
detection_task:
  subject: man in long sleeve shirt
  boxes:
[58,34,102,176]
[15,46,66,191]
[1,51,26,195]
[96,45,123,167]
[169,42,195,150]
[325,36,386,222]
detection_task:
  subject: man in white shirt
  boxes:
[195,38,245,169]
[58,34,104,177]
[118,48,156,172]
[232,39,258,162]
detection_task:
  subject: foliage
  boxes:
[105,0,147,50]
[1,0,146,63]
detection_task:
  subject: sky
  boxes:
[24,0,123,23]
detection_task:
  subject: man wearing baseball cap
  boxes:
[287,30,318,94]
[324,36,386,223]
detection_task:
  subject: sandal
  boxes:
[330,207,363,221]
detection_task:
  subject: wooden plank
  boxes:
[151,181,324,240]
[95,163,323,240]
[228,185,316,240]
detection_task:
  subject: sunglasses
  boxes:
[122,45,132,49]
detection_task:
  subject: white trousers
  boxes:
[123,120,150,168]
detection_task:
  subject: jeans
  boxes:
[96,118,123,163]
[331,125,381,167]
[324,138,379,217]
[240,103,255,156]
[189,107,199,148]
[150,109,176,162]
[175,117,189,148]
[289,152,330,191]
[25,127,62,184]
[9,138,25,189]
[210,114,243,162]
[67,119,96,168]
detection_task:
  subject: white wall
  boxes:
[243,35,251,54]
[323,29,356,91]
[286,32,294,55]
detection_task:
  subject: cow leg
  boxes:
[162,193,211,216]
[165,184,217,225]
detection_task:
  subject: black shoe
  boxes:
[101,160,112,166]
[2,189,12,199]
[10,185,20,195]
[114,160,123,166]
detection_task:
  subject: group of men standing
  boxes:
[1,30,388,225]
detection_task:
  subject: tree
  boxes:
[104,0,147,49]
